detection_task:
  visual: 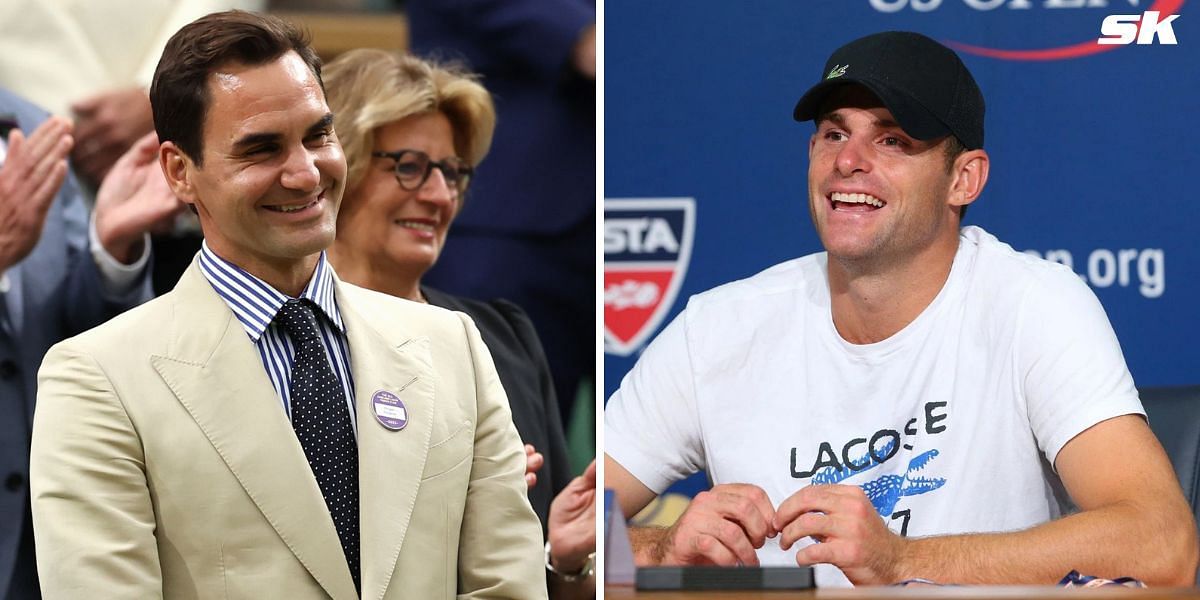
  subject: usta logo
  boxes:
[603,197,695,357]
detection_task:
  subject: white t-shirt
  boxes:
[605,226,1143,587]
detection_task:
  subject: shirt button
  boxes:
[0,360,18,380]
[4,473,23,492]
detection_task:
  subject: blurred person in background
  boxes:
[0,86,183,599]
[404,0,597,430]
[0,0,266,296]
[0,0,265,187]
[323,48,596,598]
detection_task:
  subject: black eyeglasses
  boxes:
[371,149,473,194]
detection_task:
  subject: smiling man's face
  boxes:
[181,50,347,276]
[808,85,960,268]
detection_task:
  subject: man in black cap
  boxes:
[604,31,1197,586]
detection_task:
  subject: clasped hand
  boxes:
[654,482,907,584]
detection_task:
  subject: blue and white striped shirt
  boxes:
[199,242,356,435]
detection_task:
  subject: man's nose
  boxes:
[280,146,321,192]
[834,137,872,177]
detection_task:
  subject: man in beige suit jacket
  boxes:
[29,10,546,599]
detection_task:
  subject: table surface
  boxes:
[605,584,1200,599]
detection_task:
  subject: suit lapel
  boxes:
[337,282,435,600]
[149,262,358,600]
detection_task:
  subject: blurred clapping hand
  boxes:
[93,131,188,264]
[0,116,73,272]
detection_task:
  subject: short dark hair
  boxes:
[150,10,323,166]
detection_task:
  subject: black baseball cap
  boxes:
[792,31,985,150]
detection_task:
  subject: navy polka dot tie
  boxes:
[276,299,360,592]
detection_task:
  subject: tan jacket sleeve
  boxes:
[30,341,163,599]
[454,313,548,600]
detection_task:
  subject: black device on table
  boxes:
[636,566,816,591]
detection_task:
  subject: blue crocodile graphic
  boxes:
[812,440,946,516]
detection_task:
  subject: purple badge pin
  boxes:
[372,390,408,431]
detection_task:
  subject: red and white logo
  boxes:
[604,198,696,356]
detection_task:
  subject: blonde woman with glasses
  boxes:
[323,49,595,598]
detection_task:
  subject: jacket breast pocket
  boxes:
[421,419,473,480]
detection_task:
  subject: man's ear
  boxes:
[948,148,989,211]
[160,141,198,207]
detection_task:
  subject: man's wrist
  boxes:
[96,216,141,264]
[885,534,916,584]
[89,210,149,295]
